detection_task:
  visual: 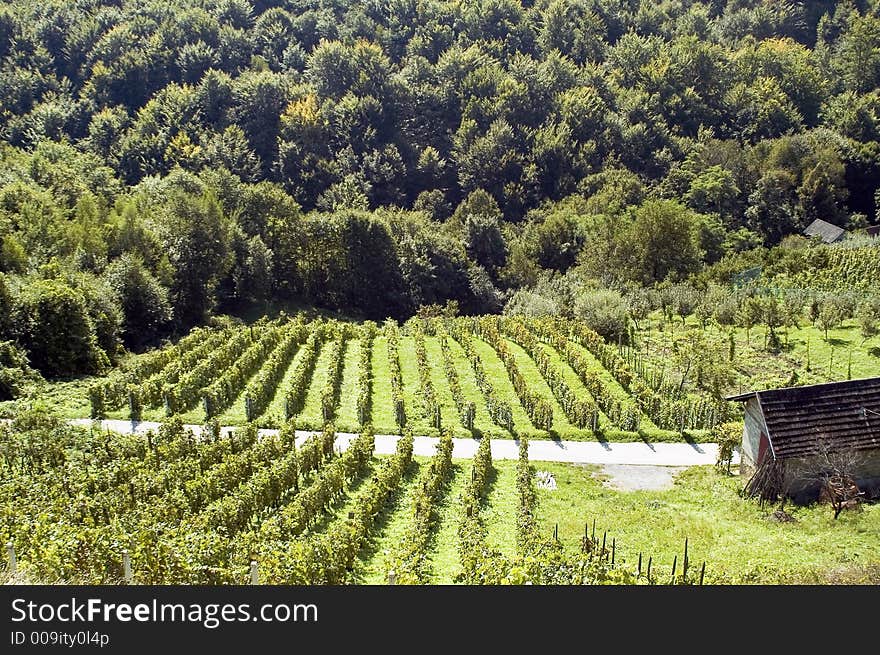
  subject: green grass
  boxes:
[423,337,472,438]
[259,344,306,428]
[333,339,362,432]
[531,461,880,584]
[305,456,379,536]
[369,337,397,434]
[424,461,470,584]
[566,340,661,433]
[1,377,97,420]
[471,337,537,436]
[397,336,430,434]
[503,338,592,440]
[353,459,423,584]
[537,342,613,430]
[637,314,880,399]
[295,340,335,429]
[442,335,504,438]
[215,372,261,427]
[482,461,518,560]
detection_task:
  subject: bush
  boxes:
[0,340,41,400]
[713,421,742,474]
[573,288,631,343]
[12,278,109,377]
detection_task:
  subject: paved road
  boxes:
[70,419,736,467]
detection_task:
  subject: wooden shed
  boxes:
[727,377,880,503]
[803,218,846,244]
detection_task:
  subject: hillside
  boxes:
[1,1,880,381]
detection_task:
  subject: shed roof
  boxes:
[803,218,846,243]
[727,377,880,459]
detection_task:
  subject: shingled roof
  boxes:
[803,218,846,243]
[727,377,880,459]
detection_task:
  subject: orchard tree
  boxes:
[737,295,763,346]
[857,297,880,341]
[817,297,845,341]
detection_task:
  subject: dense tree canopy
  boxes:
[1,0,879,376]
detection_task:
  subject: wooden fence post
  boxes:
[388,570,396,585]
[250,561,259,585]
[683,537,689,584]
[123,550,132,584]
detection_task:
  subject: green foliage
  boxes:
[573,288,631,343]
[13,277,110,377]
[384,430,453,584]
[356,322,376,427]
[713,421,742,473]
[103,254,172,350]
[0,340,40,400]
[622,200,704,284]
[154,189,233,330]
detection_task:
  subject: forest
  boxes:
[1,0,880,384]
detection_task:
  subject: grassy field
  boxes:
[342,456,880,585]
[504,338,588,439]
[424,462,470,584]
[369,336,397,434]
[532,461,880,584]
[423,337,470,437]
[482,460,519,560]
[442,335,504,437]
[397,336,430,433]
[636,315,880,398]
[295,340,336,429]
[353,459,423,584]
[471,337,537,435]
[334,339,363,432]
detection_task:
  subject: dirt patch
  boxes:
[593,464,690,491]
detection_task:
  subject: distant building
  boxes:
[803,218,846,244]
[727,378,880,502]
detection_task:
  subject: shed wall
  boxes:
[740,398,766,476]
[782,448,880,502]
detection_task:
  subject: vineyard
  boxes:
[1,409,655,584]
[85,314,737,442]
[779,244,880,294]
[3,408,877,585]
[1,313,739,583]
[4,312,877,584]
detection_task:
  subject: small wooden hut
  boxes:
[803,218,846,244]
[727,377,880,502]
